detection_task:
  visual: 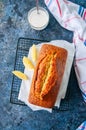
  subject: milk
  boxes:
[28,7,49,30]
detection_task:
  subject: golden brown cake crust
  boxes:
[28,44,68,108]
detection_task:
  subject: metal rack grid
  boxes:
[10,37,81,111]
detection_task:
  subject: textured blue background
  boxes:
[0,0,86,130]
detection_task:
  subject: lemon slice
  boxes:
[12,71,28,80]
[31,44,37,62]
[23,56,34,69]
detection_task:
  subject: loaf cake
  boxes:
[28,44,68,108]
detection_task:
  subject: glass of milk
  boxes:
[28,6,49,30]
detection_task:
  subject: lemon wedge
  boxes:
[12,71,28,80]
[23,56,34,69]
[31,44,37,62]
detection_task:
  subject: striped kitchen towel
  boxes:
[44,0,86,102]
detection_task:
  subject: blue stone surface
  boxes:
[0,0,86,130]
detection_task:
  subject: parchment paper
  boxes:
[18,40,75,112]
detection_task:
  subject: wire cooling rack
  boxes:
[10,37,81,111]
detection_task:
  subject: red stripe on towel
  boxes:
[63,0,69,4]
[64,16,80,23]
[56,0,62,17]
[83,10,86,20]
[76,57,86,62]
[46,0,49,4]
[78,34,84,41]
[81,81,86,85]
